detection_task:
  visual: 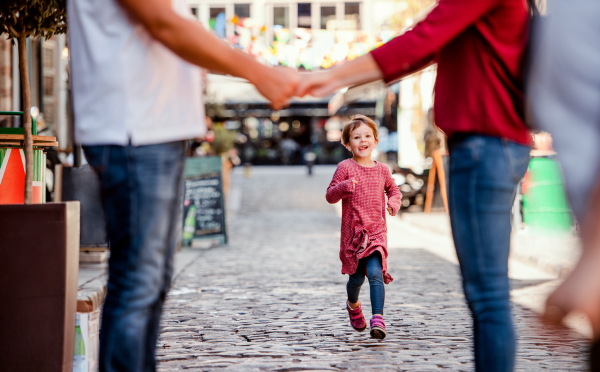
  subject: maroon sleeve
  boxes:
[370,0,502,83]
[326,163,354,204]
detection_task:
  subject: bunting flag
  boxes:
[0,148,45,204]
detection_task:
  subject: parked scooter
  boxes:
[391,167,427,211]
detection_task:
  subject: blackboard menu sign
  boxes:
[182,157,227,246]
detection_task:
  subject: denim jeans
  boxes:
[347,252,385,315]
[448,135,530,372]
[83,141,186,372]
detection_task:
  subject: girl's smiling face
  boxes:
[345,123,378,160]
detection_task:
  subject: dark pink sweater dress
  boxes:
[326,159,402,284]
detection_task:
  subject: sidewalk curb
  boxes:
[398,212,580,279]
[509,250,574,279]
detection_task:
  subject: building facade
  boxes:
[185,1,401,69]
[0,35,70,152]
[187,0,374,35]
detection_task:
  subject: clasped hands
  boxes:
[252,66,348,111]
[254,53,381,110]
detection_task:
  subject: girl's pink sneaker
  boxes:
[370,315,386,339]
[346,301,367,332]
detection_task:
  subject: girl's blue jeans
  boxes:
[448,134,530,372]
[347,251,385,315]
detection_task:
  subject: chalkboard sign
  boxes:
[182,157,227,246]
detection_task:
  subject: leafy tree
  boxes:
[0,1,66,203]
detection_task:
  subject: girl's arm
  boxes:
[384,169,402,216]
[326,164,355,204]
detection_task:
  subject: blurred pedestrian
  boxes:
[68,0,297,370]
[279,134,299,165]
[326,115,402,340]
[299,0,532,369]
[527,0,600,366]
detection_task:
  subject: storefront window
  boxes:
[210,8,225,19]
[320,6,336,29]
[234,4,250,19]
[297,3,311,29]
[209,7,226,37]
[345,2,360,29]
[273,6,289,29]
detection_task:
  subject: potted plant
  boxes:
[0,2,81,371]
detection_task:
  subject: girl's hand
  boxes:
[352,177,358,190]
[387,207,396,216]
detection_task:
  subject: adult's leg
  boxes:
[84,141,186,372]
[448,136,529,372]
[364,252,385,315]
[134,143,186,370]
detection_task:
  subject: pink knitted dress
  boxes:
[326,159,402,284]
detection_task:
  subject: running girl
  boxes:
[326,115,402,339]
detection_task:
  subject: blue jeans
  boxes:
[448,135,530,372]
[347,252,385,315]
[83,141,186,372]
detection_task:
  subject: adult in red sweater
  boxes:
[297,0,531,370]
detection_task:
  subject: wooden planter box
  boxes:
[0,202,80,371]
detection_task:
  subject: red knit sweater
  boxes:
[326,160,402,284]
[370,0,532,145]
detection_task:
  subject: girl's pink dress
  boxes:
[326,159,402,284]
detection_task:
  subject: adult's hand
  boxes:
[295,54,383,98]
[544,239,600,338]
[295,70,337,98]
[544,179,600,339]
[250,66,298,111]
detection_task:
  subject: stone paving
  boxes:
[157,166,589,371]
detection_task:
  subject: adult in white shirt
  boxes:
[67,0,298,370]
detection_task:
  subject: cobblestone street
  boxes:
[157,166,589,371]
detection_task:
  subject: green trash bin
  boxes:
[522,157,572,232]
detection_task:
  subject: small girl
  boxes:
[326,115,402,339]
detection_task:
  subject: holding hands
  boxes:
[253,53,383,110]
[296,70,340,98]
[251,66,299,110]
[296,54,383,98]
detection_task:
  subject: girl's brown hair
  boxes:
[341,115,378,145]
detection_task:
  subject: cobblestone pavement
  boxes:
[157,166,589,371]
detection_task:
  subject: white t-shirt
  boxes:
[68,0,206,146]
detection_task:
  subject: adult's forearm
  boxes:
[301,54,384,97]
[148,14,266,82]
[116,0,267,83]
[329,54,383,89]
